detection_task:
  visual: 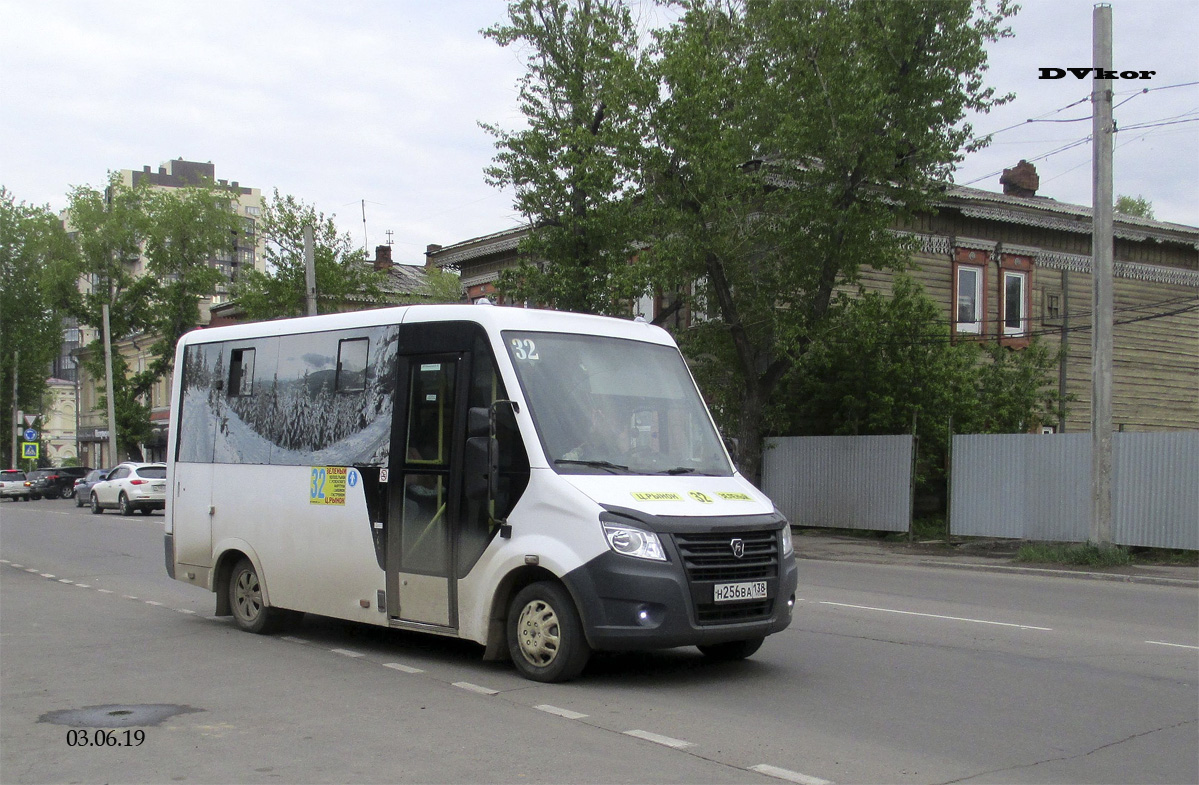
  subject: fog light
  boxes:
[635,603,663,628]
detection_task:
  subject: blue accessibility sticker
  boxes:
[347,469,359,488]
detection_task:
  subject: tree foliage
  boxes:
[485,0,1019,484]
[482,0,657,314]
[779,275,1062,495]
[231,191,384,320]
[1115,194,1154,220]
[0,187,78,462]
[66,174,244,459]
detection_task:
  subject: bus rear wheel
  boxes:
[229,558,288,634]
[507,581,590,683]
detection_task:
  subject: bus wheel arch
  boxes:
[483,565,571,662]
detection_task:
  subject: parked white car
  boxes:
[90,463,167,515]
[1,469,32,501]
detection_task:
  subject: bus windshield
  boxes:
[504,331,733,477]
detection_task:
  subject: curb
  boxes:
[797,553,1199,588]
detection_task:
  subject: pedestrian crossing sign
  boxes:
[22,442,38,459]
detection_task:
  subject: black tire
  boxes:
[61,485,74,500]
[507,581,591,683]
[75,493,86,508]
[90,493,103,514]
[138,507,152,515]
[697,636,765,662]
[229,558,288,634]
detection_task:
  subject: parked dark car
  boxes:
[74,468,114,508]
[29,466,92,500]
[24,469,55,500]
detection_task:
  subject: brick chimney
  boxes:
[425,243,443,271]
[1000,160,1039,198]
[373,245,393,271]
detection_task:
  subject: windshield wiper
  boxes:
[555,459,630,474]
[659,466,720,476]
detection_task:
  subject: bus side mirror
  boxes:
[488,400,520,532]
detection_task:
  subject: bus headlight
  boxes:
[601,523,667,561]
[781,524,794,557]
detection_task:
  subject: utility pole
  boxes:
[102,304,119,466]
[304,224,317,317]
[1090,3,1115,547]
[10,349,17,468]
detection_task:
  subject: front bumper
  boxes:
[562,511,798,651]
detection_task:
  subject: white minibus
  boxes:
[166,303,797,681]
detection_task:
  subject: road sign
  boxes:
[23,414,38,427]
[23,428,38,441]
[22,442,39,459]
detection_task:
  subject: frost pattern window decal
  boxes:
[176,326,398,467]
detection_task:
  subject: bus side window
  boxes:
[228,348,255,397]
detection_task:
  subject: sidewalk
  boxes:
[794,529,1199,587]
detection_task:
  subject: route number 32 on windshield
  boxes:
[509,338,539,361]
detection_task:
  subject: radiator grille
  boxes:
[673,529,779,625]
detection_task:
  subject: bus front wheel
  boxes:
[229,558,288,634]
[507,581,590,683]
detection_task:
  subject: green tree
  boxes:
[67,174,246,459]
[644,0,1017,484]
[231,191,384,320]
[779,275,1061,499]
[483,0,657,314]
[0,188,79,464]
[1115,194,1154,220]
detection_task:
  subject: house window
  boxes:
[955,265,983,334]
[1003,271,1028,336]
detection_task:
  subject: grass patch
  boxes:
[1016,542,1133,568]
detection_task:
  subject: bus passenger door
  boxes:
[386,355,465,629]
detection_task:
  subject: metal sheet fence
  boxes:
[949,431,1198,549]
[762,435,914,532]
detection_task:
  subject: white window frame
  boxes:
[955,265,983,334]
[1002,271,1028,336]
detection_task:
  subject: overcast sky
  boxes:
[2,0,1195,269]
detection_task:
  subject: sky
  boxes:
[1,0,1196,270]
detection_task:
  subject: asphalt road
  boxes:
[2,499,1196,784]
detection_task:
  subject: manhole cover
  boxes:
[39,704,202,728]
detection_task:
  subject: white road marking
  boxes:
[58,579,74,584]
[11,564,23,569]
[750,763,834,785]
[75,583,91,588]
[40,574,55,579]
[623,729,694,749]
[122,595,138,600]
[1146,640,1199,650]
[24,568,39,573]
[175,608,196,614]
[535,704,588,720]
[453,681,498,696]
[331,648,365,658]
[97,589,113,594]
[280,636,309,644]
[0,560,10,564]
[144,601,163,606]
[819,601,1053,631]
[382,663,424,674]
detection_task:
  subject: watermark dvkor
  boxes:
[1039,68,1155,79]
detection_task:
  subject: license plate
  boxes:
[713,581,768,603]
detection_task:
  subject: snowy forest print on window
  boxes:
[177,326,399,466]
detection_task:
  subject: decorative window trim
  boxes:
[998,253,1033,347]
[954,263,984,335]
